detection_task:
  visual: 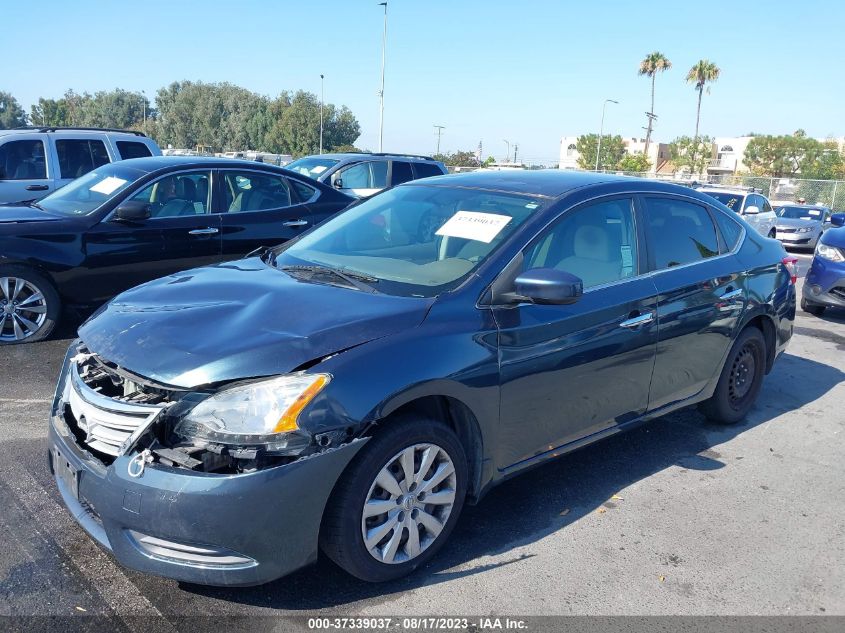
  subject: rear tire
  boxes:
[0,265,60,344]
[801,297,825,316]
[699,326,766,425]
[768,228,777,239]
[320,417,467,582]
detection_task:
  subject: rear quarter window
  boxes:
[116,141,153,160]
[413,162,446,179]
[712,208,743,251]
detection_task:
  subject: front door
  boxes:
[640,195,745,409]
[78,170,221,303]
[332,160,387,198]
[0,136,54,203]
[493,197,658,470]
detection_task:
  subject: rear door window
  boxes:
[0,139,47,180]
[56,139,110,179]
[116,141,153,160]
[222,171,293,212]
[643,197,720,270]
[390,161,414,185]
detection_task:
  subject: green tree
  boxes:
[743,132,828,178]
[801,142,845,180]
[668,135,713,176]
[263,90,360,157]
[0,91,27,129]
[484,155,496,166]
[685,60,720,141]
[638,51,672,154]
[617,153,652,173]
[576,133,625,171]
[30,97,70,126]
[433,150,480,167]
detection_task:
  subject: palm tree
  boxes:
[638,52,672,154]
[686,59,720,142]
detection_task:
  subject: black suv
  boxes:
[284,152,448,198]
[0,156,353,343]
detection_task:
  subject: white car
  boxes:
[696,187,778,238]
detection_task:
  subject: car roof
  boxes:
[0,127,148,138]
[775,203,829,209]
[396,169,699,199]
[697,187,751,195]
[105,155,302,174]
[305,152,440,163]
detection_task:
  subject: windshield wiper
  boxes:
[280,265,380,293]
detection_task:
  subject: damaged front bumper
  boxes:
[47,347,368,587]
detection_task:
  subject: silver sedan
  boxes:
[774,205,832,250]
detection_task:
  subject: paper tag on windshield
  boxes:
[90,177,127,195]
[435,211,511,243]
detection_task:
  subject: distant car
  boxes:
[773,204,832,250]
[697,186,777,238]
[801,213,845,315]
[0,156,353,343]
[0,127,161,204]
[48,171,795,586]
[284,152,447,198]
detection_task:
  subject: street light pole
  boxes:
[141,90,146,135]
[595,99,618,172]
[433,125,445,155]
[319,74,324,154]
[377,2,388,152]
[503,139,510,163]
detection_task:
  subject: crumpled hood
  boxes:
[79,258,434,388]
[776,217,820,229]
[0,204,63,223]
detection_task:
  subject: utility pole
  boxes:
[319,74,325,154]
[503,139,510,163]
[377,2,388,152]
[141,90,146,135]
[513,143,519,164]
[433,125,445,155]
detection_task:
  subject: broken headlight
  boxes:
[174,373,330,450]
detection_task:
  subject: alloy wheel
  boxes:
[361,443,457,565]
[0,277,49,342]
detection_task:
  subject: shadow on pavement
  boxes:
[180,350,844,610]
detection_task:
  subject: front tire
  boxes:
[320,417,467,582]
[768,228,777,239]
[699,326,766,424]
[801,297,825,316]
[0,265,60,344]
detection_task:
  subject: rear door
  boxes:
[80,170,221,302]
[218,169,315,258]
[0,135,53,202]
[641,194,746,410]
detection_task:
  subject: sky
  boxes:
[5,0,844,163]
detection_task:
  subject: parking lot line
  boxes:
[0,458,177,631]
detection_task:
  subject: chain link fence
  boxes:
[446,164,845,211]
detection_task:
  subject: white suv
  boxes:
[0,127,161,204]
[696,186,778,238]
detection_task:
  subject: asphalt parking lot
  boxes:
[1,251,843,625]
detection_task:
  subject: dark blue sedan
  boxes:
[48,171,796,586]
[802,213,845,314]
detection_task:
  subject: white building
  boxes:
[559,136,670,174]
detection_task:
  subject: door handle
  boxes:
[26,184,49,191]
[188,228,219,236]
[720,288,743,301]
[282,219,309,227]
[619,311,655,328]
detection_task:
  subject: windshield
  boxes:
[701,191,745,211]
[776,206,823,220]
[272,184,546,297]
[284,157,339,180]
[36,164,148,216]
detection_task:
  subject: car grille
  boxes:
[830,287,845,301]
[61,352,168,458]
[777,227,797,234]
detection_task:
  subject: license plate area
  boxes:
[52,446,79,501]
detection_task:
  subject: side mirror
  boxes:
[504,268,583,305]
[743,205,760,215]
[113,200,150,221]
[333,177,344,189]
[831,213,845,228]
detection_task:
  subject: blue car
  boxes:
[802,213,845,315]
[49,171,796,586]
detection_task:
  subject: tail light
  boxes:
[782,257,798,284]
